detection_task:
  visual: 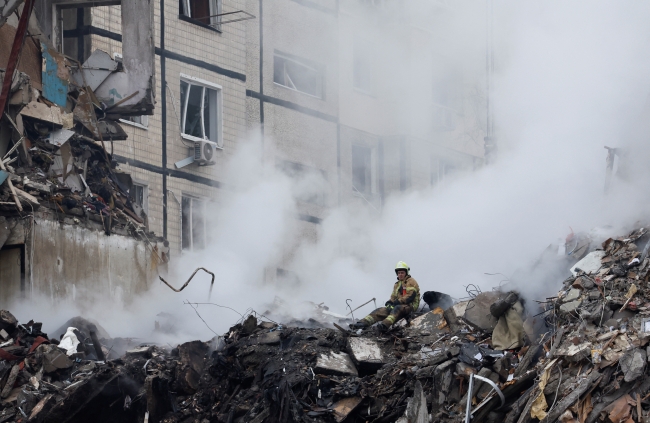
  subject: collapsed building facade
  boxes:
[0,0,164,306]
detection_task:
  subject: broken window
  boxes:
[352,144,374,195]
[130,183,148,214]
[58,6,92,63]
[179,0,222,28]
[182,196,206,251]
[353,37,374,94]
[180,76,222,146]
[277,160,327,206]
[273,53,324,98]
[120,115,149,129]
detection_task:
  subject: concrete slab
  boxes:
[409,307,449,334]
[463,292,501,331]
[620,348,646,382]
[315,352,358,377]
[570,250,606,276]
[255,331,281,345]
[444,300,469,332]
[348,337,384,373]
[555,342,591,362]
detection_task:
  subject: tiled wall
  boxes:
[89,0,249,254]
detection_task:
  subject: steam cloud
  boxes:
[11,1,650,342]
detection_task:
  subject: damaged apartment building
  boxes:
[246,0,488,281]
[0,0,163,306]
[0,0,488,302]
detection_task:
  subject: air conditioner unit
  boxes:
[194,140,217,166]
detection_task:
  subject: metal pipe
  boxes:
[0,0,35,115]
[465,373,474,423]
[346,297,377,316]
[473,375,505,408]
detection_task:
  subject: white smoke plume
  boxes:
[10,1,650,343]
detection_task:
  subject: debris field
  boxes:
[1,228,650,422]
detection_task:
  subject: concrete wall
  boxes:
[0,215,160,307]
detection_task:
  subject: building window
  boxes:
[182,196,206,251]
[179,0,222,28]
[130,183,148,214]
[277,160,327,206]
[431,157,456,186]
[352,144,375,195]
[120,115,149,129]
[353,37,374,94]
[432,75,457,131]
[180,74,223,147]
[273,52,324,99]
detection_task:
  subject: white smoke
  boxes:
[11,1,650,342]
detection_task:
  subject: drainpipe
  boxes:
[167,189,182,253]
[161,0,168,239]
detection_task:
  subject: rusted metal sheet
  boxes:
[0,0,35,115]
[41,44,70,107]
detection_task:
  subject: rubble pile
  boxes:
[2,228,650,422]
[1,6,156,240]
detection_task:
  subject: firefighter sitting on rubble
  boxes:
[350,261,420,332]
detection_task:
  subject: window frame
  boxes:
[130,181,149,214]
[273,52,325,99]
[351,144,377,196]
[179,73,223,148]
[179,0,223,31]
[181,195,208,252]
[119,115,149,130]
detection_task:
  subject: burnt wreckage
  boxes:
[0,226,648,422]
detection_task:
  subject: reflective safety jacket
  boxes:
[390,276,420,310]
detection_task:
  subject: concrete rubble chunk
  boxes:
[563,288,582,303]
[620,348,646,382]
[315,351,358,377]
[0,310,17,333]
[463,292,502,331]
[433,360,455,405]
[396,381,428,423]
[560,300,583,314]
[348,337,384,370]
[125,345,154,358]
[443,302,467,333]
[570,250,606,275]
[555,341,592,362]
[254,331,281,345]
[408,307,449,334]
[36,344,73,374]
